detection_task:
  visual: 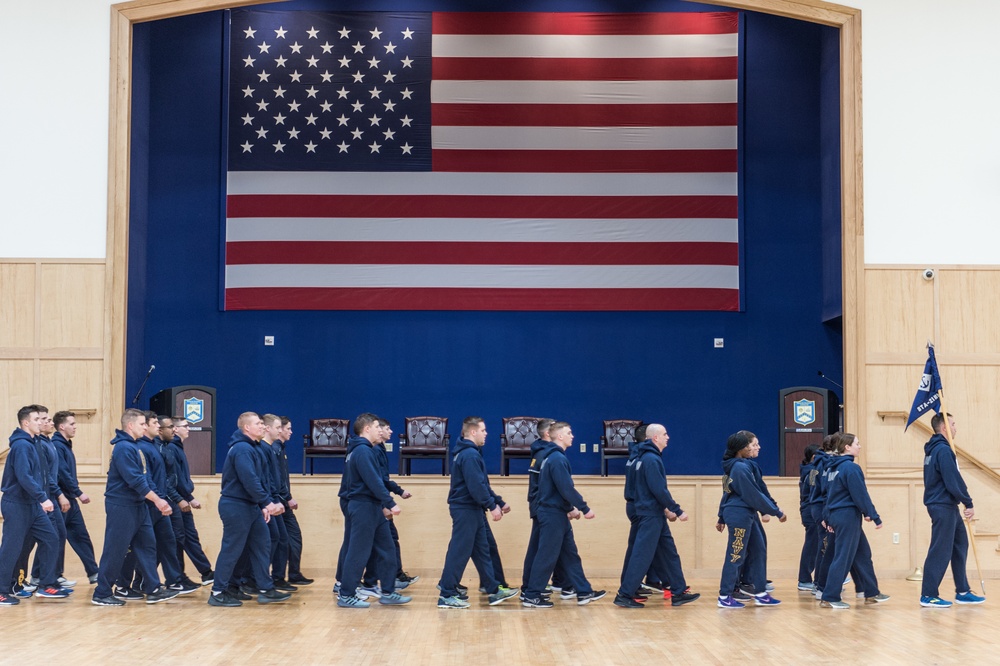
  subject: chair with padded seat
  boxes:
[600,419,643,477]
[499,416,542,476]
[302,418,350,475]
[399,416,450,476]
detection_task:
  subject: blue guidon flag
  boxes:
[906,342,942,430]
[223,9,742,311]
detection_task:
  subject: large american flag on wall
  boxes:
[225,10,740,311]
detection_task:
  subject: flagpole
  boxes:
[937,388,986,596]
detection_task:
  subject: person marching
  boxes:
[796,443,821,592]
[716,431,783,608]
[819,433,887,609]
[920,413,985,608]
[276,416,313,586]
[436,417,518,609]
[161,417,214,585]
[614,424,699,609]
[52,410,99,585]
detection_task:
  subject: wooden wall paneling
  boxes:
[0,262,36,348]
[38,359,105,470]
[39,263,106,349]
[938,268,1000,354]
[0,360,35,427]
[864,268,935,354]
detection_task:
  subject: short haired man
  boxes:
[276,416,312,586]
[521,422,606,607]
[919,413,985,607]
[436,417,518,609]
[52,411,99,585]
[0,406,67,604]
[615,424,699,608]
[207,412,289,607]
[336,413,410,608]
[165,417,214,585]
[24,406,72,591]
[260,414,293,592]
[91,409,179,606]
[521,418,563,596]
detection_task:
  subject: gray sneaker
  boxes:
[437,595,470,609]
[864,593,890,604]
[379,591,412,605]
[488,586,519,605]
[820,600,850,609]
[337,595,371,608]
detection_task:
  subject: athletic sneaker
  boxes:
[288,575,314,586]
[35,586,73,599]
[522,596,554,608]
[379,591,412,605]
[489,586,519,605]
[820,600,850,609]
[27,577,40,589]
[200,570,215,586]
[338,595,371,609]
[641,581,664,593]
[272,579,298,592]
[662,590,672,600]
[633,593,648,602]
[228,586,252,601]
[813,588,824,600]
[672,591,701,607]
[88,573,99,585]
[437,595,470,609]
[168,580,201,596]
[456,583,469,594]
[146,586,181,604]
[0,593,20,606]
[559,587,577,600]
[920,596,953,608]
[717,595,744,609]
[57,576,77,588]
[394,579,411,591]
[956,591,986,605]
[753,593,781,606]
[577,590,606,605]
[257,588,292,604]
[91,595,124,606]
[613,593,644,608]
[844,575,852,586]
[113,586,144,600]
[733,588,752,601]
[356,585,382,599]
[864,593,891,604]
[765,580,775,591]
[334,582,341,594]
[12,585,32,600]
[395,572,419,586]
[797,582,816,592]
[207,591,242,607]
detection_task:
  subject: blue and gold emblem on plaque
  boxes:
[793,398,816,426]
[184,397,205,424]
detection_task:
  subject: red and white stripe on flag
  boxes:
[225,11,740,311]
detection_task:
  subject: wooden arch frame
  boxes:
[103,0,864,459]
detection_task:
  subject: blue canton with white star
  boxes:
[228,9,431,171]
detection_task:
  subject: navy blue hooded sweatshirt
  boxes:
[344,436,396,509]
[36,434,62,500]
[374,441,405,497]
[447,437,497,511]
[536,447,591,514]
[105,429,153,506]
[219,430,270,507]
[805,450,832,507]
[823,454,881,524]
[923,433,973,508]
[155,436,184,504]
[260,439,286,504]
[168,435,196,502]
[53,431,84,500]
[629,441,682,517]
[719,457,781,517]
[527,440,558,517]
[623,439,645,504]
[136,435,168,499]
[2,428,48,504]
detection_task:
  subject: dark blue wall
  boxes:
[126,2,843,476]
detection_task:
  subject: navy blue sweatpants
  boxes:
[719,506,765,597]
[620,513,687,598]
[798,507,820,585]
[268,513,289,582]
[822,507,880,602]
[282,501,304,579]
[94,502,160,597]
[30,500,67,581]
[211,498,273,594]
[171,505,212,575]
[340,500,396,598]
[922,503,971,598]
[438,506,498,597]
[63,497,98,577]
[524,510,592,599]
[0,499,59,590]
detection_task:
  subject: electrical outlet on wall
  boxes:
[579,443,586,453]
[592,444,599,453]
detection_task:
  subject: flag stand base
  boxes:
[906,567,923,581]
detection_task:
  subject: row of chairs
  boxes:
[302,416,643,476]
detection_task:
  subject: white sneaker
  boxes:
[57,576,77,588]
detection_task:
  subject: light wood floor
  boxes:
[4,572,994,665]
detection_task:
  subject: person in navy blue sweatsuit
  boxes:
[521,418,560,594]
[277,416,312,586]
[920,413,984,607]
[52,411,99,584]
[337,413,409,608]
[92,409,178,606]
[615,424,699,608]
[26,408,70,588]
[436,417,517,609]
[208,412,288,607]
[168,418,214,584]
[0,406,65,605]
[796,443,821,591]
[820,433,885,608]
[522,422,605,607]
[716,431,784,608]
[260,414,292,591]
[360,417,411,595]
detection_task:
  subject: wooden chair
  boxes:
[601,419,643,477]
[399,416,450,476]
[302,418,349,475]
[499,416,542,476]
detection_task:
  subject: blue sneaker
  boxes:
[717,595,744,609]
[437,595,470,609]
[337,595,371,608]
[955,591,986,605]
[753,593,781,606]
[797,582,815,592]
[379,591,412,605]
[920,596,952,608]
[13,587,32,600]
